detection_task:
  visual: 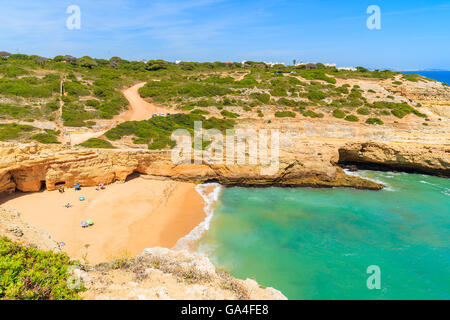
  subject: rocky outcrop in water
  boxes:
[339,142,449,177]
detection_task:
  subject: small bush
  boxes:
[30,133,60,144]
[250,92,271,104]
[0,123,36,141]
[275,111,296,118]
[78,138,116,149]
[357,107,370,115]
[302,110,323,118]
[191,109,210,115]
[366,118,384,125]
[333,109,346,119]
[221,110,240,118]
[344,115,359,122]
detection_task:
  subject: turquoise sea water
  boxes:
[198,171,450,299]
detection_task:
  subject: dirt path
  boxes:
[114,82,171,122]
[68,130,108,145]
[68,82,172,145]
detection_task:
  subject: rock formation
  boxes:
[1,138,448,195]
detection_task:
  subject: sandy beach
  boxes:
[1,177,206,264]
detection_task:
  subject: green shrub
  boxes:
[0,76,59,98]
[302,110,324,118]
[367,101,426,119]
[30,133,60,144]
[306,90,326,102]
[357,107,370,115]
[0,123,36,141]
[78,138,116,149]
[105,113,235,150]
[392,81,402,85]
[0,65,29,77]
[401,74,420,82]
[277,98,308,108]
[0,237,83,300]
[297,70,336,84]
[269,87,287,97]
[221,110,240,118]
[64,81,90,97]
[62,103,96,127]
[332,109,346,119]
[366,118,384,125]
[250,92,271,104]
[191,109,210,115]
[275,111,296,118]
[45,102,59,112]
[344,115,359,122]
[0,104,42,120]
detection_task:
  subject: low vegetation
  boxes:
[0,123,36,141]
[333,109,346,119]
[344,115,359,122]
[275,111,296,118]
[78,138,116,149]
[0,54,439,147]
[105,113,235,150]
[0,237,83,300]
[366,118,384,125]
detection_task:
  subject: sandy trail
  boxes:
[2,178,205,264]
[69,82,172,145]
[68,130,107,145]
[114,82,172,122]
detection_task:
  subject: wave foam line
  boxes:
[172,183,222,251]
[343,169,395,191]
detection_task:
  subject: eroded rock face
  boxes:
[339,142,450,177]
[1,139,448,195]
[0,141,385,194]
[0,206,60,252]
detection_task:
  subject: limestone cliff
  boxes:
[1,139,448,195]
[0,141,382,194]
[338,142,449,177]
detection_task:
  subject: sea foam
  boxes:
[173,183,222,251]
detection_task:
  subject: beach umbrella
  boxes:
[81,221,88,227]
[74,184,81,188]
[87,220,94,226]
[79,196,85,201]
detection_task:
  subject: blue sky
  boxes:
[1,0,449,69]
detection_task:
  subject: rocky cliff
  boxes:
[1,139,448,195]
[81,247,286,300]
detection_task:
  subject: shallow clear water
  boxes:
[198,171,450,299]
